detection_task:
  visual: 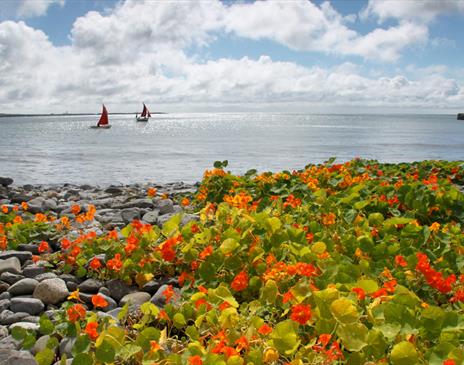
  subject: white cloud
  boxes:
[362,0,464,23]
[0,0,462,113]
[0,0,65,19]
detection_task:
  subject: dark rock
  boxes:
[0,178,13,188]
[23,265,46,278]
[0,249,24,264]
[0,283,8,294]
[121,198,155,209]
[59,337,76,358]
[0,300,9,312]
[16,244,39,255]
[106,279,133,302]
[0,272,23,285]
[0,310,29,325]
[33,278,69,305]
[8,278,39,296]
[98,287,110,296]
[9,195,29,204]
[58,274,79,283]
[0,258,21,275]
[141,280,162,295]
[10,298,44,315]
[105,186,123,195]
[66,282,78,292]
[78,279,103,294]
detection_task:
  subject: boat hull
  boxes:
[90,125,111,129]
[457,113,464,120]
[136,117,149,122]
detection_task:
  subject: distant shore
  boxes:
[0,112,166,118]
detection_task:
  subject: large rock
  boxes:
[59,337,76,358]
[31,335,51,356]
[0,258,21,275]
[120,198,155,209]
[142,211,159,225]
[106,279,133,302]
[9,322,40,332]
[121,208,141,224]
[23,266,46,278]
[119,292,151,310]
[0,349,37,365]
[78,279,103,294]
[0,178,13,188]
[0,311,29,325]
[16,244,39,255]
[0,272,24,285]
[27,197,45,214]
[157,199,174,215]
[0,300,9,312]
[151,284,181,307]
[0,251,32,264]
[8,278,39,296]
[33,279,69,305]
[10,298,44,315]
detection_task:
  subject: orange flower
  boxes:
[394,255,407,267]
[258,323,272,335]
[67,304,86,322]
[188,355,203,365]
[163,285,175,303]
[35,213,47,222]
[150,340,161,352]
[1,205,8,214]
[322,212,336,226]
[89,257,102,270]
[13,216,23,224]
[231,271,248,292]
[235,336,249,352]
[61,238,72,249]
[158,310,169,320]
[107,253,123,271]
[181,197,190,206]
[290,303,312,325]
[91,294,108,308]
[84,321,99,340]
[71,205,81,215]
[199,245,213,260]
[430,222,440,233]
[38,241,50,253]
[0,236,7,250]
[21,202,28,211]
[351,287,366,300]
[147,187,157,197]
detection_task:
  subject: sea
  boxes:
[1,113,463,185]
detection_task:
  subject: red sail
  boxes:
[98,105,109,126]
[140,104,147,118]
[147,108,151,118]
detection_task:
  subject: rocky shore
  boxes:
[0,178,197,364]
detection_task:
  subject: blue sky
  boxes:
[1,0,464,113]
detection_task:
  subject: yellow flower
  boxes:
[67,289,81,302]
[429,222,440,233]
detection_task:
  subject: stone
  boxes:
[151,284,180,307]
[43,199,57,211]
[95,294,117,312]
[31,335,51,355]
[78,279,103,294]
[21,316,40,324]
[0,251,32,264]
[0,349,37,365]
[16,244,39,255]
[34,273,58,282]
[0,336,21,350]
[105,186,123,195]
[157,199,174,215]
[10,298,44,315]
[0,327,7,340]
[142,211,159,225]
[141,280,162,295]
[0,311,29,325]
[0,300,9,312]
[106,279,133,302]
[27,197,45,214]
[0,272,24,285]
[0,283,8,294]
[66,282,78,292]
[156,213,175,227]
[23,265,46,278]
[121,198,155,209]
[98,287,110,296]
[182,214,199,225]
[9,322,40,332]
[59,337,76,358]
[8,278,38,296]
[0,258,21,275]
[106,308,122,320]
[58,274,78,283]
[0,293,10,301]
[0,178,13,188]
[33,279,69,305]
[119,292,151,309]
[121,208,141,223]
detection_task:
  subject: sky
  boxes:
[1,0,464,114]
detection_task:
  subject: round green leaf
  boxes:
[96,340,116,363]
[390,341,420,365]
[330,298,359,324]
[35,348,55,365]
[72,353,93,365]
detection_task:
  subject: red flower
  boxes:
[188,356,203,365]
[38,241,50,253]
[352,287,366,300]
[290,303,312,325]
[235,336,249,352]
[107,254,123,271]
[67,304,86,322]
[395,255,407,267]
[443,360,456,365]
[89,257,102,270]
[163,285,175,303]
[91,294,108,308]
[231,271,248,292]
[85,321,99,340]
[199,245,213,259]
[258,323,272,335]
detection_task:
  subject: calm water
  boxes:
[0,113,463,185]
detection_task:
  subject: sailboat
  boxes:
[136,103,151,122]
[91,104,111,129]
